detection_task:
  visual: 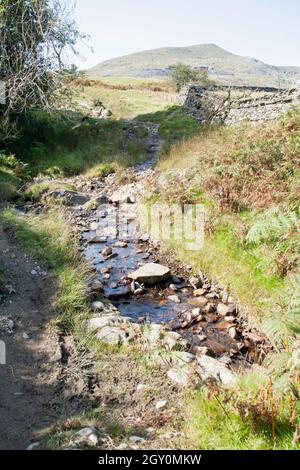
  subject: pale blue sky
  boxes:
[74,0,300,68]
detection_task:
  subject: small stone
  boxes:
[129,435,145,443]
[193,288,206,296]
[90,279,103,293]
[228,326,238,340]
[73,427,98,447]
[189,296,209,307]
[136,384,147,393]
[88,236,107,244]
[227,303,237,315]
[22,332,29,340]
[217,303,230,316]
[169,284,177,291]
[247,332,264,344]
[195,346,208,355]
[102,247,113,257]
[189,277,202,288]
[191,308,201,317]
[91,301,105,312]
[113,241,128,248]
[139,233,149,242]
[167,294,180,303]
[156,400,168,410]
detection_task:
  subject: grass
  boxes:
[25,181,77,202]
[0,208,89,331]
[136,105,202,153]
[142,109,300,326]
[8,109,148,178]
[184,372,300,450]
[74,76,180,120]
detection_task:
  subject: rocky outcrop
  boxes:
[183,85,300,125]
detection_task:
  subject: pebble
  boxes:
[129,436,145,443]
[156,400,168,410]
[167,295,180,303]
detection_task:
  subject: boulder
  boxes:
[47,189,90,206]
[128,263,170,286]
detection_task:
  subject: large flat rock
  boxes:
[128,263,171,286]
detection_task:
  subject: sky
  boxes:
[74,0,300,69]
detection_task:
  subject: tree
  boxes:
[0,0,86,139]
[170,63,211,93]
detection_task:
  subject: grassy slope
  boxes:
[75,76,180,120]
[143,109,300,449]
[146,111,300,325]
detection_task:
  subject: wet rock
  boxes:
[169,284,178,291]
[101,247,113,257]
[0,316,14,334]
[89,279,103,293]
[88,236,107,244]
[47,189,90,206]
[113,241,128,248]
[104,285,131,300]
[171,275,181,284]
[197,355,236,385]
[96,326,128,345]
[188,296,209,307]
[128,263,170,286]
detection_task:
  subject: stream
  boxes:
[78,123,261,363]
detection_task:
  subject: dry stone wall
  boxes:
[183,86,300,125]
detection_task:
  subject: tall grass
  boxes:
[1,208,89,331]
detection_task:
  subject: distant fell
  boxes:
[87,43,300,88]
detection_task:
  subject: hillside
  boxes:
[88,43,300,87]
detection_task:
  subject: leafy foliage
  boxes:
[170,63,211,92]
[246,206,300,276]
[0,0,85,138]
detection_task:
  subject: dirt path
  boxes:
[0,225,86,450]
